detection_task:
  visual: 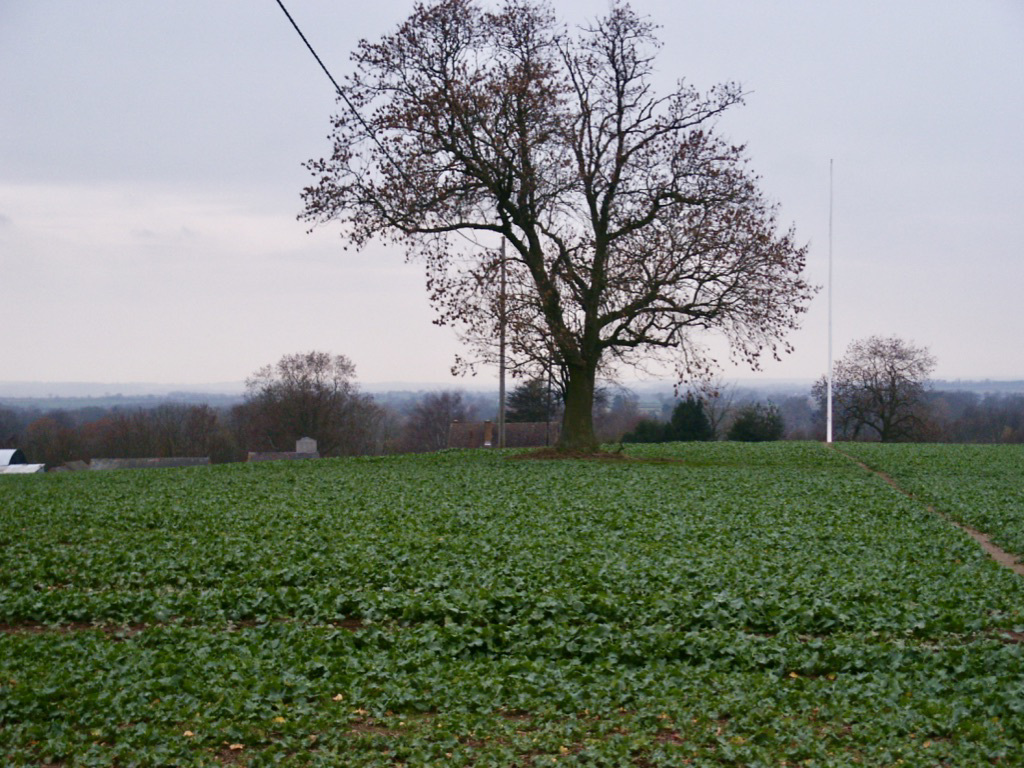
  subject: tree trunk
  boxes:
[557,363,599,452]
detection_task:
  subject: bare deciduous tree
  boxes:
[22,412,80,467]
[814,335,936,442]
[696,376,735,439]
[302,0,815,451]
[242,351,381,456]
[403,391,474,452]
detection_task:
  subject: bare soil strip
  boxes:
[829,443,1024,578]
[0,617,365,636]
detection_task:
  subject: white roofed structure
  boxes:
[1,448,27,465]
[0,448,45,474]
[0,463,45,474]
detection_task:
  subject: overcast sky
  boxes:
[2,0,1022,389]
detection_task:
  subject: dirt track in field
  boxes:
[829,444,1024,578]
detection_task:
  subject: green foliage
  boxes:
[2,443,1024,765]
[728,402,785,442]
[620,419,668,443]
[668,394,714,442]
[622,395,713,443]
[505,379,558,423]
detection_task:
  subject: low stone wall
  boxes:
[246,452,320,462]
[448,421,559,449]
[89,457,211,471]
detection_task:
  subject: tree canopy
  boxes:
[814,335,936,442]
[302,0,814,451]
[727,402,784,442]
[241,351,380,456]
[506,378,558,423]
[670,394,715,442]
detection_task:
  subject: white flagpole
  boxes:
[498,239,507,449]
[827,159,834,444]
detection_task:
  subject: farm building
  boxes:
[0,448,45,475]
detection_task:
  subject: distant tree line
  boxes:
[3,346,1023,467]
[7,384,1020,468]
[620,388,1024,446]
[0,403,240,468]
[623,392,785,444]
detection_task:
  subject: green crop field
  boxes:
[839,443,1024,559]
[2,443,1023,766]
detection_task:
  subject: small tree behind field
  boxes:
[403,391,474,452]
[506,379,559,423]
[240,351,382,456]
[22,413,81,466]
[622,394,714,443]
[669,394,715,441]
[814,335,936,442]
[622,419,668,444]
[727,403,784,442]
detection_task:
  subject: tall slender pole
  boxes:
[826,159,834,443]
[498,240,507,449]
[545,343,553,446]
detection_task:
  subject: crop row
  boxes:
[3,622,1023,766]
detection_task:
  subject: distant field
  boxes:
[2,443,1023,766]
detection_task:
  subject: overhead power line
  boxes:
[273,0,345,97]
[272,0,510,282]
[271,0,408,204]
[273,0,384,149]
